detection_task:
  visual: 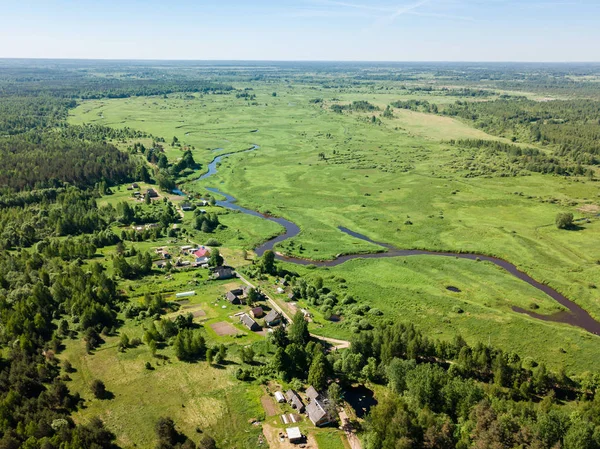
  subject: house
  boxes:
[285,390,305,413]
[286,427,303,444]
[306,386,320,403]
[250,307,264,318]
[193,247,210,258]
[212,266,234,280]
[264,310,282,327]
[226,291,241,305]
[126,185,133,191]
[288,292,296,300]
[305,385,332,427]
[240,313,260,331]
[276,287,284,294]
[132,183,139,189]
[279,278,288,286]
[195,256,209,265]
[147,188,158,198]
[226,287,247,304]
[199,200,209,206]
[181,245,193,252]
[181,202,194,211]
[306,400,331,427]
[274,391,286,403]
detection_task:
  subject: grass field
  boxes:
[63,334,265,449]
[279,257,599,373]
[61,271,272,448]
[69,83,600,374]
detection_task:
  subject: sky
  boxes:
[0,0,598,62]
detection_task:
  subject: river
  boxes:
[193,144,600,335]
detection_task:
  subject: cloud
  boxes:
[301,0,474,25]
[390,0,432,20]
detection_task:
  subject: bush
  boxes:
[342,295,356,305]
[155,417,177,446]
[205,238,221,247]
[62,359,73,373]
[198,435,216,449]
[452,306,464,314]
[90,379,106,399]
[358,319,373,330]
[555,212,574,229]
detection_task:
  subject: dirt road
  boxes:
[338,408,362,449]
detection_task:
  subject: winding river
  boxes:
[194,144,600,335]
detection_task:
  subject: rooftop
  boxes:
[286,427,302,440]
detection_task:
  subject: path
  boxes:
[338,408,362,449]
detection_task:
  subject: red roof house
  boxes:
[193,247,210,258]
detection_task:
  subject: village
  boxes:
[112,182,359,448]
[153,240,358,448]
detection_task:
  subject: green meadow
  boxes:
[62,269,271,449]
[70,83,600,372]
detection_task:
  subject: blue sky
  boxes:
[0,0,598,61]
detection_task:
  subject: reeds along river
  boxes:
[194,144,600,335]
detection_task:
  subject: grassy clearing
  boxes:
[314,429,350,449]
[62,335,265,449]
[70,84,600,373]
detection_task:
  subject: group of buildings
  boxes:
[283,386,332,427]
[231,285,283,332]
[275,386,334,444]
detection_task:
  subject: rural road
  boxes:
[236,272,351,350]
[339,408,363,449]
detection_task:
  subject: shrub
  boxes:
[199,435,217,449]
[342,295,356,305]
[90,379,106,399]
[62,359,73,373]
[555,212,574,229]
[358,319,373,330]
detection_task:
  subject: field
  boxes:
[61,270,272,448]
[69,83,600,374]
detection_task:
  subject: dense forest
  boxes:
[442,99,600,161]
[0,134,135,191]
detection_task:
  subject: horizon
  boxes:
[1,0,598,62]
[2,58,600,64]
